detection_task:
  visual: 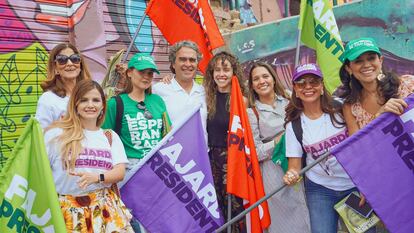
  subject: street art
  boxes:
[226,0,414,89]
[0,43,48,165]
[0,0,166,164]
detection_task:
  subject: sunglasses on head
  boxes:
[294,78,322,89]
[137,101,153,119]
[55,54,81,65]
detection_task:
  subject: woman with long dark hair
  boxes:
[339,37,414,134]
[282,63,365,233]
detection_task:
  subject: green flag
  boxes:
[299,0,344,93]
[0,118,66,233]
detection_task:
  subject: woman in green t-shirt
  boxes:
[103,53,170,165]
[102,53,170,233]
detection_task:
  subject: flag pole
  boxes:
[109,12,147,88]
[227,195,232,233]
[294,29,302,67]
[122,12,148,63]
[216,150,332,232]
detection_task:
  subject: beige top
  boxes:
[351,75,414,128]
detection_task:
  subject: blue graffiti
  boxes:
[125,0,154,53]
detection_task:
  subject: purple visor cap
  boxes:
[292,63,323,82]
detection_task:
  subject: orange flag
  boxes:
[227,76,271,232]
[146,0,225,73]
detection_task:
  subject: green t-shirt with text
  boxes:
[102,93,170,159]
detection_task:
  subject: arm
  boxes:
[247,108,274,162]
[74,131,128,189]
[35,95,55,129]
[343,103,359,136]
[160,74,174,84]
[243,96,248,107]
[377,98,407,116]
[283,157,302,185]
[72,164,126,189]
[101,97,117,130]
[283,122,304,185]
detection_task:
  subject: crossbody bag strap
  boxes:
[114,95,124,136]
[103,130,121,197]
[292,117,307,168]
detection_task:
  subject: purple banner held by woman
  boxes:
[331,94,414,233]
[120,109,224,233]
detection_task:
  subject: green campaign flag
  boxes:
[0,118,66,233]
[299,0,344,93]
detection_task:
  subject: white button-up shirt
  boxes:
[153,78,208,142]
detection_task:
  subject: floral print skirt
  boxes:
[59,187,133,233]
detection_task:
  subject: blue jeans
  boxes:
[130,217,143,233]
[305,178,376,233]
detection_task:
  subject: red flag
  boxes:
[146,0,224,73]
[227,76,271,232]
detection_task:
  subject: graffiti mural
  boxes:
[225,0,414,90]
[0,0,169,165]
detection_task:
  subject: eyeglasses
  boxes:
[294,78,322,89]
[55,54,81,65]
[137,101,153,119]
[177,56,197,64]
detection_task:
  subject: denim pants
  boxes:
[304,178,376,233]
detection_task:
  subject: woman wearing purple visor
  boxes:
[282,63,375,233]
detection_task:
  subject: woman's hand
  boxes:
[378,98,408,116]
[71,172,99,189]
[359,192,366,207]
[283,169,300,185]
[115,63,128,92]
[161,74,173,84]
[115,63,127,75]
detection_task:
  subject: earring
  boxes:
[321,89,324,96]
[377,71,385,81]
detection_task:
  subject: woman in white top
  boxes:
[282,63,372,233]
[44,80,133,232]
[247,62,310,233]
[36,43,91,128]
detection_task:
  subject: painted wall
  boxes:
[0,0,169,164]
[224,0,414,90]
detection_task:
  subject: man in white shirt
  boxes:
[152,40,208,141]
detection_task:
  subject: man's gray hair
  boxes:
[169,40,203,73]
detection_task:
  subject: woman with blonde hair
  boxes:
[36,42,91,128]
[204,51,247,233]
[44,79,133,232]
[247,62,310,233]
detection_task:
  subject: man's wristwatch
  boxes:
[99,173,105,184]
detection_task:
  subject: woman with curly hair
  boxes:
[203,51,247,233]
[36,43,91,128]
[44,80,133,232]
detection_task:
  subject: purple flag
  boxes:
[120,109,224,233]
[331,95,414,233]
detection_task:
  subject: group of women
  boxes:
[34,37,413,233]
